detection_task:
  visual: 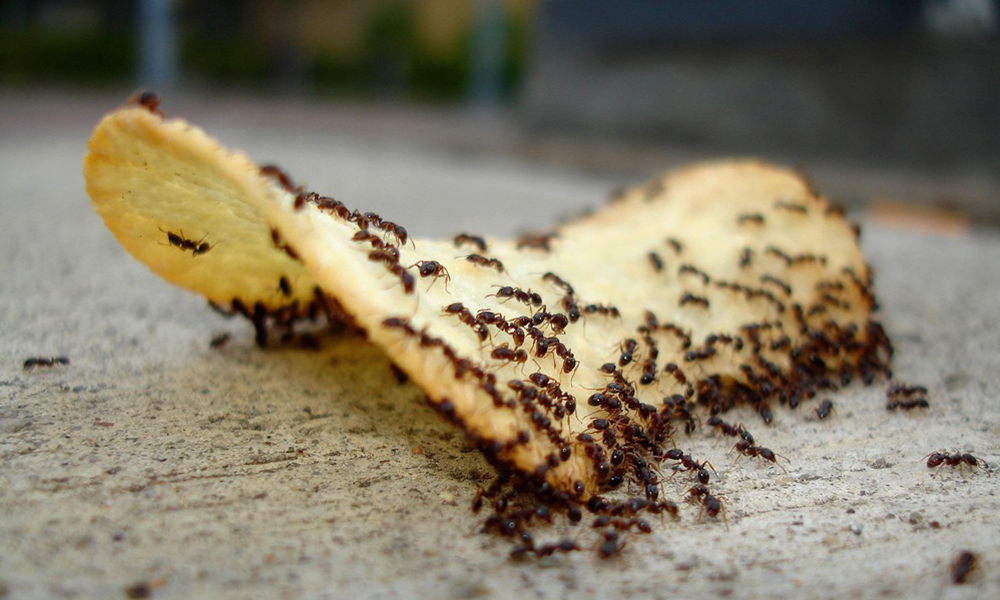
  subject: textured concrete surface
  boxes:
[2,91,999,599]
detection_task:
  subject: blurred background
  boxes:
[1,0,998,234]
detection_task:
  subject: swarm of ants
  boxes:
[114,94,992,563]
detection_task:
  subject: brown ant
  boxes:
[23,356,69,370]
[665,449,715,479]
[259,165,300,194]
[516,232,558,252]
[465,254,504,272]
[924,451,989,474]
[707,416,753,444]
[886,382,929,411]
[951,551,977,584]
[686,484,728,524]
[410,260,451,290]
[278,276,292,297]
[734,439,787,472]
[542,272,574,295]
[131,91,162,115]
[454,233,487,252]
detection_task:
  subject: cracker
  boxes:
[83,98,891,501]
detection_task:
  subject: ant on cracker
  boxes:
[159,227,214,256]
[410,260,451,291]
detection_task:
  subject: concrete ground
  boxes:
[1,89,999,599]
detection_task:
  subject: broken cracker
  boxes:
[83,98,891,501]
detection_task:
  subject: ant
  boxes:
[686,484,728,524]
[583,304,620,318]
[466,254,504,273]
[737,212,765,225]
[516,232,558,252]
[760,274,792,296]
[619,339,638,366]
[815,399,834,420]
[597,530,624,559]
[209,333,231,349]
[510,539,579,559]
[707,416,753,444]
[491,345,528,369]
[278,276,292,297]
[733,440,787,472]
[492,286,543,307]
[259,165,300,194]
[410,260,451,290]
[648,252,664,272]
[679,293,710,309]
[924,451,989,474]
[454,233,487,252]
[774,200,808,214]
[161,228,214,256]
[665,449,715,480]
[23,356,69,370]
[678,264,710,285]
[542,272,575,295]
[886,382,930,411]
[131,91,162,115]
[951,551,978,584]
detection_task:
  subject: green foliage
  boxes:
[0,29,134,83]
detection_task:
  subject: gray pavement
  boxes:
[2,90,999,599]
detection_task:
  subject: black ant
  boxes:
[648,252,664,272]
[815,399,834,420]
[278,276,292,297]
[491,345,528,368]
[23,356,69,370]
[209,333,231,349]
[492,286,543,307]
[410,260,451,290]
[618,339,638,366]
[679,293,709,308]
[583,304,620,318]
[161,228,213,256]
